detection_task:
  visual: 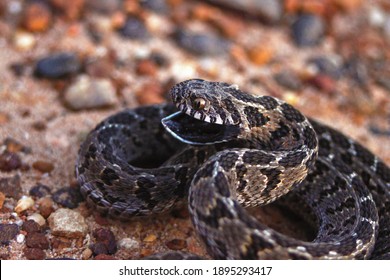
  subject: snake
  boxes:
[76,79,390,259]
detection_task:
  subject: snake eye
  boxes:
[192,98,206,111]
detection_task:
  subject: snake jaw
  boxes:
[161,111,240,145]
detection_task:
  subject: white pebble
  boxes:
[16,234,25,243]
[27,213,46,227]
[15,196,35,213]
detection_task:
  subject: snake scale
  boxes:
[76,79,390,259]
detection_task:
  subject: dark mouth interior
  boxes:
[162,112,239,145]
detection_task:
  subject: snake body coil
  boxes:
[76,79,390,259]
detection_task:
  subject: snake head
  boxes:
[162,79,242,145]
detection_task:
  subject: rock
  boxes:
[117,237,139,250]
[63,75,118,110]
[29,183,51,198]
[173,29,231,56]
[92,228,117,255]
[22,220,41,233]
[307,74,336,93]
[22,1,52,32]
[23,248,45,260]
[140,0,169,14]
[26,232,50,249]
[0,224,19,245]
[118,17,150,40]
[0,192,5,209]
[38,197,55,218]
[90,242,108,255]
[48,208,88,238]
[51,236,73,249]
[32,160,54,173]
[13,31,36,51]
[0,175,22,199]
[34,53,81,79]
[3,138,31,153]
[15,196,35,213]
[291,14,325,47]
[165,238,187,250]
[27,213,46,227]
[208,0,282,23]
[16,233,25,243]
[274,70,302,90]
[49,0,85,20]
[247,46,274,65]
[0,151,22,172]
[82,248,93,259]
[307,56,342,79]
[136,59,158,76]
[31,120,47,131]
[86,0,121,14]
[143,234,157,242]
[52,187,83,209]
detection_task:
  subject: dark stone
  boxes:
[52,187,83,209]
[26,232,50,249]
[24,248,46,260]
[90,242,108,255]
[291,14,325,47]
[92,228,117,254]
[274,70,302,90]
[0,224,19,245]
[173,29,231,56]
[22,220,41,233]
[34,52,81,79]
[140,0,169,14]
[0,175,22,199]
[118,17,150,40]
[307,56,342,79]
[29,183,51,198]
[165,239,187,250]
[0,151,22,172]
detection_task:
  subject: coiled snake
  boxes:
[76,79,390,259]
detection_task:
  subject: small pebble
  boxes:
[63,75,118,110]
[92,228,117,254]
[13,31,36,51]
[207,0,282,23]
[82,248,93,259]
[247,46,274,65]
[3,138,31,153]
[51,236,73,249]
[22,220,41,233]
[27,213,46,227]
[165,238,187,250]
[173,29,231,56]
[23,248,45,260]
[32,160,54,173]
[136,59,158,76]
[291,14,325,47]
[117,237,139,250]
[48,208,88,238]
[16,233,25,243]
[26,232,50,249]
[118,17,150,40]
[308,74,336,93]
[0,192,5,209]
[141,0,169,14]
[0,224,19,245]
[34,52,81,79]
[38,197,55,218]
[136,80,165,105]
[0,151,22,172]
[143,234,157,242]
[0,191,16,209]
[49,0,85,20]
[90,242,108,255]
[86,0,121,14]
[29,183,51,198]
[15,196,35,213]
[274,70,302,90]
[52,187,83,209]
[22,1,52,32]
[307,56,342,79]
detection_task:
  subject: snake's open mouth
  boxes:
[162,111,240,145]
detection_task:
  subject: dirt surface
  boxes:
[0,0,389,260]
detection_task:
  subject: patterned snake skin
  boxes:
[76,79,390,259]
